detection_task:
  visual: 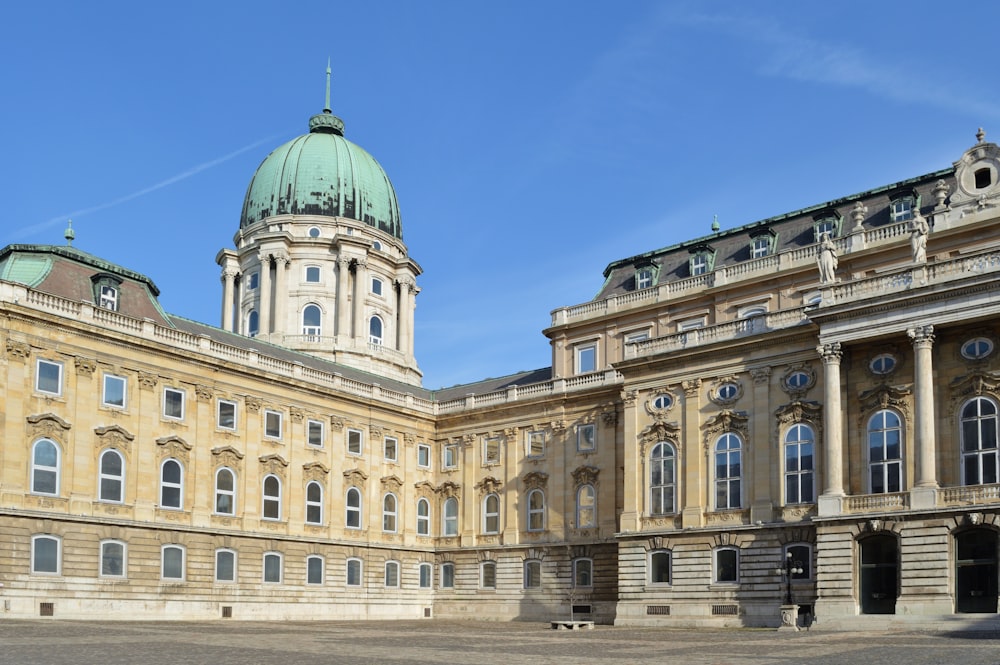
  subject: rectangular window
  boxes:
[100,541,126,577]
[347,558,362,586]
[891,198,914,223]
[650,550,671,584]
[384,436,398,462]
[216,550,236,583]
[102,374,127,409]
[307,419,324,447]
[715,548,738,584]
[32,536,60,575]
[483,437,501,464]
[443,443,458,469]
[575,343,596,374]
[162,546,184,580]
[163,387,185,420]
[307,556,324,585]
[636,268,653,290]
[417,443,431,469]
[99,285,118,310]
[263,553,282,583]
[36,359,63,396]
[624,331,649,345]
[691,254,708,276]
[347,428,363,456]
[264,409,282,439]
[678,318,705,332]
[419,563,432,589]
[524,560,541,589]
[527,431,545,458]
[248,272,259,290]
[217,400,237,430]
[481,562,497,589]
[440,562,455,588]
[305,266,321,283]
[576,424,596,452]
[384,561,399,587]
[750,236,770,258]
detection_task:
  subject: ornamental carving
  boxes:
[245,396,262,412]
[620,389,638,406]
[211,445,245,469]
[462,433,475,444]
[701,410,750,450]
[503,427,518,439]
[522,472,549,491]
[638,419,680,458]
[289,406,304,422]
[414,481,436,500]
[138,372,158,389]
[404,433,416,446]
[642,516,681,530]
[551,420,566,433]
[258,454,288,476]
[369,424,384,439]
[27,413,72,438]
[646,535,674,551]
[749,367,771,385]
[949,371,1000,415]
[706,510,749,526]
[437,481,461,499]
[344,468,369,488]
[817,342,842,363]
[774,401,822,432]
[524,547,547,561]
[302,462,329,482]
[682,379,702,398]
[381,474,403,491]
[156,435,192,462]
[857,384,912,425]
[708,376,743,406]
[601,410,618,427]
[476,476,503,496]
[571,465,600,487]
[329,415,345,431]
[94,425,135,453]
[74,356,97,376]
[6,339,30,360]
[195,384,213,400]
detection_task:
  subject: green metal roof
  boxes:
[240,110,402,239]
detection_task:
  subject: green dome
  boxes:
[240,110,402,239]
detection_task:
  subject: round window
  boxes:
[308,226,321,238]
[717,382,739,400]
[870,354,897,375]
[962,337,994,360]
[787,371,810,389]
[652,394,672,410]
[373,241,383,251]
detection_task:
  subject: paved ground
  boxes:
[1,620,999,665]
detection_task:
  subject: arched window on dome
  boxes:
[247,310,259,338]
[302,304,322,340]
[369,316,383,346]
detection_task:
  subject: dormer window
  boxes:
[99,285,118,310]
[750,236,770,258]
[691,254,708,276]
[636,267,655,290]
[813,215,841,242]
[688,245,716,276]
[890,197,916,223]
[91,274,122,312]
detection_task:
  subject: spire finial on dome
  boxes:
[324,58,332,114]
[64,219,75,246]
[309,62,345,136]
[977,127,986,143]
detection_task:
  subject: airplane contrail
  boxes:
[9,135,279,241]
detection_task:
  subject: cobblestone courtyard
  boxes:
[2,620,999,665]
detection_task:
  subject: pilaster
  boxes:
[681,379,703,528]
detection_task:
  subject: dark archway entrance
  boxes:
[955,528,998,613]
[860,535,898,614]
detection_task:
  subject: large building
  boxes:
[3,79,1000,628]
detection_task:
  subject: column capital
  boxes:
[817,342,842,363]
[682,378,702,397]
[907,325,935,346]
[273,252,290,266]
[221,268,239,281]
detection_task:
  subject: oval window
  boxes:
[870,354,897,375]
[787,371,810,389]
[962,337,994,360]
[652,394,672,410]
[717,382,739,400]
[308,226,321,238]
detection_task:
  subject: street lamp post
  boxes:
[775,551,804,631]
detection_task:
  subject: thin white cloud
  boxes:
[10,136,279,241]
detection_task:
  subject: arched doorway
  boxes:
[859,535,898,614]
[955,528,998,613]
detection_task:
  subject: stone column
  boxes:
[258,253,272,335]
[273,253,289,341]
[909,326,938,503]
[396,277,414,354]
[681,379,703,528]
[220,269,237,332]
[337,257,352,341]
[353,259,368,344]
[817,343,844,516]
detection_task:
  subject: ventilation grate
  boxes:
[711,604,739,616]
[646,605,671,616]
[221,606,233,618]
[40,602,54,617]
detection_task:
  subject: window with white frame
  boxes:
[962,337,995,360]
[714,546,738,584]
[369,316,383,345]
[417,443,431,469]
[814,217,839,241]
[384,560,399,587]
[625,330,650,345]
[690,253,709,276]
[443,497,458,536]
[750,235,771,258]
[262,474,282,520]
[483,494,500,534]
[346,558,362,586]
[416,498,430,535]
[443,443,458,469]
[307,419,324,447]
[307,555,324,585]
[302,304,322,338]
[264,409,282,439]
[784,543,812,581]
[678,317,705,332]
[523,559,541,589]
[215,467,236,515]
[575,343,597,374]
[868,410,903,493]
[347,428,363,455]
[215,549,236,583]
[650,550,671,584]
[99,284,119,310]
[100,540,126,577]
[650,441,676,515]
[247,310,259,337]
[440,562,455,588]
[784,424,815,504]
[371,276,383,296]
[346,487,362,529]
[159,458,183,509]
[248,272,259,290]
[31,439,60,496]
[217,399,236,430]
[308,226,321,238]
[383,436,398,462]
[263,552,282,583]
[481,561,497,589]
[419,562,432,589]
[163,387,184,420]
[161,545,185,580]
[576,423,596,452]
[526,431,545,457]
[715,433,742,510]
[98,449,124,503]
[890,197,915,223]
[869,353,897,375]
[32,535,60,575]
[305,265,321,283]
[102,373,127,409]
[382,493,398,532]
[573,558,593,587]
[636,267,655,290]
[576,484,596,528]
[527,489,545,531]
[36,359,63,396]
[961,397,999,485]
[305,481,323,524]
[483,437,501,464]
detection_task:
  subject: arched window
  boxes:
[650,442,676,515]
[263,552,282,583]
[962,397,999,486]
[159,458,183,509]
[382,493,398,533]
[31,439,60,496]
[527,489,545,531]
[262,475,282,520]
[418,562,432,588]
[247,310,259,337]
[32,535,61,574]
[576,484,596,528]
[384,560,400,587]
[305,481,323,524]
[302,304,322,338]
[523,559,541,588]
[416,497,430,535]
[868,410,903,493]
[161,544,185,580]
[440,562,455,588]
[369,315,383,345]
[714,546,739,583]
[99,449,124,503]
[215,548,236,583]
[481,560,497,588]
[784,424,815,504]
[346,487,362,529]
[346,558,362,586]
[443,497,458,536]
[100,540,126,578]
[715,433,742,510]
[650,550,671,584]
[573,558,593,587]
[214,467,236,515]
[483,493,500,534]
[307,555,324,585]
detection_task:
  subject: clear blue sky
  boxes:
[4,1,999,389]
